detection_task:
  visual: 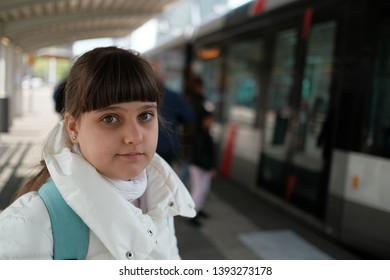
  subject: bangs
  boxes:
[83,50,162,111]
[66,47,162,116]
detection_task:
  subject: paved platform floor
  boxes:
[175,175,362,260]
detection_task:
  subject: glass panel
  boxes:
[162,48,185,93]
[225,39,263,125]
[264,29,297,150]
[297,21,335,157]
[366,26,390,157]
[151,47,186,94]
[260,29,297,192]
[194,48,224,119]
[292,21,336,213]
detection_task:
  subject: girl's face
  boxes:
[65,101,158,180]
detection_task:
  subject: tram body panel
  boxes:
[219,122,262,189]
[328,150,390,256]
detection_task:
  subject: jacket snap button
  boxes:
[168,201,174,207]
[125,251,134,259]
[147,229,153,236]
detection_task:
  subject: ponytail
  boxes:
[13,160,50,201]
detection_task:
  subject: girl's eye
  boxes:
[102,115,119,124]
[139,112,153,121]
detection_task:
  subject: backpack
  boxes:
[38,179,89,259]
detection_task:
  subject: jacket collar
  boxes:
[144,155,195,218]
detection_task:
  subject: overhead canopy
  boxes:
[0,0,178,52]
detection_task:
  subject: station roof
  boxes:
[0,0,178,53]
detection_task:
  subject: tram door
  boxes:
[258,22,336,218]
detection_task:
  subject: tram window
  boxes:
[265,29,297,147]
[260,23,337,215]
[152,48,186,94]
[194,48,224,119]
[367,27,390,157]
[225,39,263,125]
[298,21,335,158]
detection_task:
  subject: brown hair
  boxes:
[65,46,162,118]
[15,47,163,199]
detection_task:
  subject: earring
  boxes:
[71,135,77,141]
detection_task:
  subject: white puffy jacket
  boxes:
[0,121,196,259]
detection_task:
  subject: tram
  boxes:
[146,0,390,258]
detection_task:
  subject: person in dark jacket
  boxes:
[53,79,67,116]
[188,110,216,226]
[156,87,195,164]
[180,75,208,187]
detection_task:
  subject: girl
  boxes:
[0,46,196,259]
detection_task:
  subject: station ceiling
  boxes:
[0,0,178,53]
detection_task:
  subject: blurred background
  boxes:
[1,0,390,260]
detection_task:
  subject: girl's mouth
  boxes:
[117,152,144,161]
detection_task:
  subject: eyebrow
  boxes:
[140,104,158,110]
[96,103,157,113]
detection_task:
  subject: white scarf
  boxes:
[104,171,147,204]
[72,144,147,204]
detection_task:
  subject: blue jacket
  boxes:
[157,87,194,163]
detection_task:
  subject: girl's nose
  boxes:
[123,123,143,145]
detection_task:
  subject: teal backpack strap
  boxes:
[38,179,89,260]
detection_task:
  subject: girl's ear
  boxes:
[64,112,79,143]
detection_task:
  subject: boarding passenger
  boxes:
[188,110,217,227]
[181,75,209,187]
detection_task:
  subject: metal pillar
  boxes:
[0,97,9,132]
[0,25,9,132]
